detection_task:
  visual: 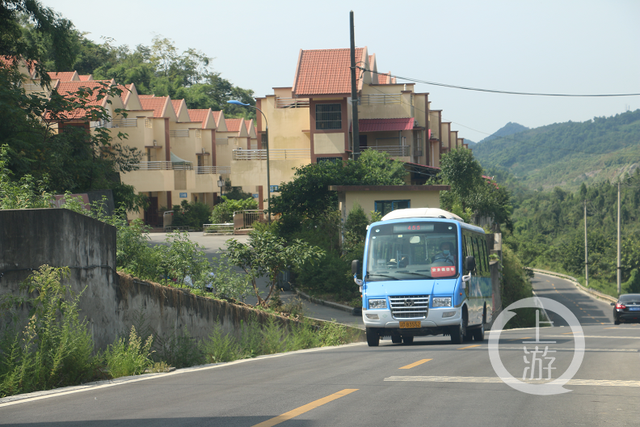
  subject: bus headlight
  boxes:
[432,297,452,307]
[368,299,387,309]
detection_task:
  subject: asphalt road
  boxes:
[2,271,639,426]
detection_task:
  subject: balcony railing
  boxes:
[110,118,138,128]
[360,145,410,156]
[232,148,310,161]
[137,161,193,171]
[170,129,190,138]
[197,166,231,175]
[275,97,310,109]
[360,94,403,105]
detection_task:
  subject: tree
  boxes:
[439,148,513,231]
[271,150,406,220]
[0,0,76,83]
[225,230,324,307]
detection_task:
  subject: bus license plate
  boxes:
[400,321,421,329]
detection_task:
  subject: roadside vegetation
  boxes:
[0,265,359,398]
[503,170,640,297]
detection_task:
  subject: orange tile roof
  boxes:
[245,119,254,133]
[188,109,209,123]
[79,74,92,81]
[49,80,114,120]
[171,99,183,114]
[212,111,223,127]
[139,95,170,117]
[292,47,366,96]
[225,118,243,132]
[48,71,77,82]
[118,84,134,104]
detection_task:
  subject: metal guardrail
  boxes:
[202,223,234,235]
[531,269,618,303]
[232,148,309,161]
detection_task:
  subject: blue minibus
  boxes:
[352,208,493,346]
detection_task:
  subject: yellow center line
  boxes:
[399,359,432,369]
[562,332,575,335]
[252,389,358,427]
[457,344,481,350]
[604,327,619,329]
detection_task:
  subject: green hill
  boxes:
[472,110,640,191]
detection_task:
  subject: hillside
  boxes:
[472,110,640,191]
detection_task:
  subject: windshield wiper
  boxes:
[367,273,399,280]
[398,271,433,278]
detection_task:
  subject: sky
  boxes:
[46,0,640,142]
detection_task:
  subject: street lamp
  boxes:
[227,99,271,223]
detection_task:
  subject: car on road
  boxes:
[612,293,640,325]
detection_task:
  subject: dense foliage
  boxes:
[271,150,407,221]
[473,110,640,191]
[438,148,513,232]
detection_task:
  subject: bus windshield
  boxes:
[366,221,459,281]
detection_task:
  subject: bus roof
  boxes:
[381,208,464,222]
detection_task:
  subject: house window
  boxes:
[315,104,341,130]
[374,200,410,217]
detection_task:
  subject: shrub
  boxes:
[210,197,257,224]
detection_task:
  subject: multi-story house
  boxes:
[228,46,467,207]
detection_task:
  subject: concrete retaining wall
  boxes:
[0,209,364,351]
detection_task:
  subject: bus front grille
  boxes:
[390,295,429,319]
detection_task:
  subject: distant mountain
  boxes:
[465,140,477,148]
[478,122,529,144]
[472,110,640,191]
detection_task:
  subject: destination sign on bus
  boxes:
[392,224,434,233]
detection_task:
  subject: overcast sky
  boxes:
[46,0,640,142]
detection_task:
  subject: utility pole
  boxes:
[350,11,360,160]
[617,181,621,295]
[584,200,589,289]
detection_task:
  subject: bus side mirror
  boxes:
[352,259,361,276]
[464,256,476,272]
[352,259,363,292]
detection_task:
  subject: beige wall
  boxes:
[338,189,442,221]
[314,132,346,154]
[230,158,309,197]
[358,84,413,119]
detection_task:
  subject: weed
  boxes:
[0,266,96,397]
[103,326,154,378]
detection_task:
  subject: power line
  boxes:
[359,67,640,98]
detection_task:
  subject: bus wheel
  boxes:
[450,314,467,344]
[366,328,380,347]
[402,336,414,345]
[472,322,485,341]
[391,333,402,344]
